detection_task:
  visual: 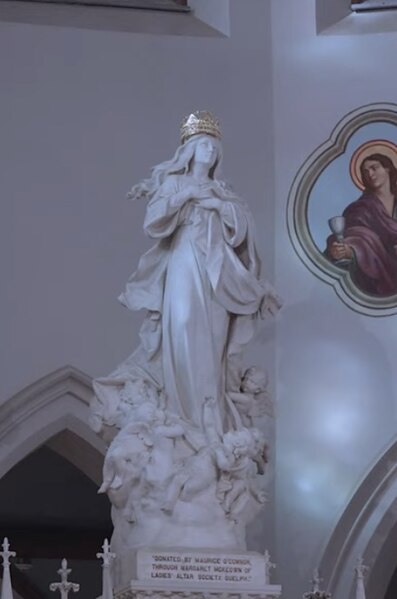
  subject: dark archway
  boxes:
[0,367,112,597]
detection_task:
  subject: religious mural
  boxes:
[288,103,397,316]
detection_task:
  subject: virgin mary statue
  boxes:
[93,112,280,442]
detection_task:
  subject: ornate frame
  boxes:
[287,102,397,317]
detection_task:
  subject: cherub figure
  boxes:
[89,375,161,434]
[160,447,216,514]
[115,379,144,427]
[99,402,185,521]
[116,379,161,428]
[98,427,149,522]
[215,430,266,518]
[141,407,185,490]
[229,367,273,427]
[203,398,267,519]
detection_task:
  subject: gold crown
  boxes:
[180,111,221,144]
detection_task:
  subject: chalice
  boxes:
[328,216,352,268]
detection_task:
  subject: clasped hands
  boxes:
[172,180,223,211]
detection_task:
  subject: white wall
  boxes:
[1,0,275,397]
[271,0,397,597]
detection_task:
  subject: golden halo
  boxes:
[349,139,397,190]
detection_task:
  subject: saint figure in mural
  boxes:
[326,140,397,296]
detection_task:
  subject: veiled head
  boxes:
[176,134,222,179]
[241,367,268,394]
[127,133,223,202]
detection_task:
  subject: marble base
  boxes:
[115,579,282,599]
[114,548,282,599]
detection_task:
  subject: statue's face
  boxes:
[224,430,250,457]
[192,135,219,168]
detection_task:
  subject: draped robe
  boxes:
[326,191,397,296]
[119,175,267,434]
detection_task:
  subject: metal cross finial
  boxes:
[303,569,331,599]
[311,569,322,592]
[263,550,276,584]
[0,537,17,599]
[355,557,369,579]
[96,538,116,567]
[0,538,16,568]
[355,557,368,599]
[49,559,80,599]
[97,538,116,599]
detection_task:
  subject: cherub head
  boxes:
[223,428,255,459]
[241,367,268,395]
[134,401,166,425]
[120,379,145,406]
[119,378,159,407]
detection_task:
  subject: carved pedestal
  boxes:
[113,548,282,599]
[115,580,282,599]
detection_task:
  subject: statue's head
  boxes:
[241,367,268,395]
[127,111,224,201]
[134,401,157,423]
[174,133,222,180]
[223,428,254,458]
[119,380,140,405]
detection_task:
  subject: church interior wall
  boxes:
[3,0,397,597]
[271,0,397,597]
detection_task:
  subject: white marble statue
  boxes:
[90,112,281,583]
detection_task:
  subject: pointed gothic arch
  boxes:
[318,435,397,599]
[0,365,106,485]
